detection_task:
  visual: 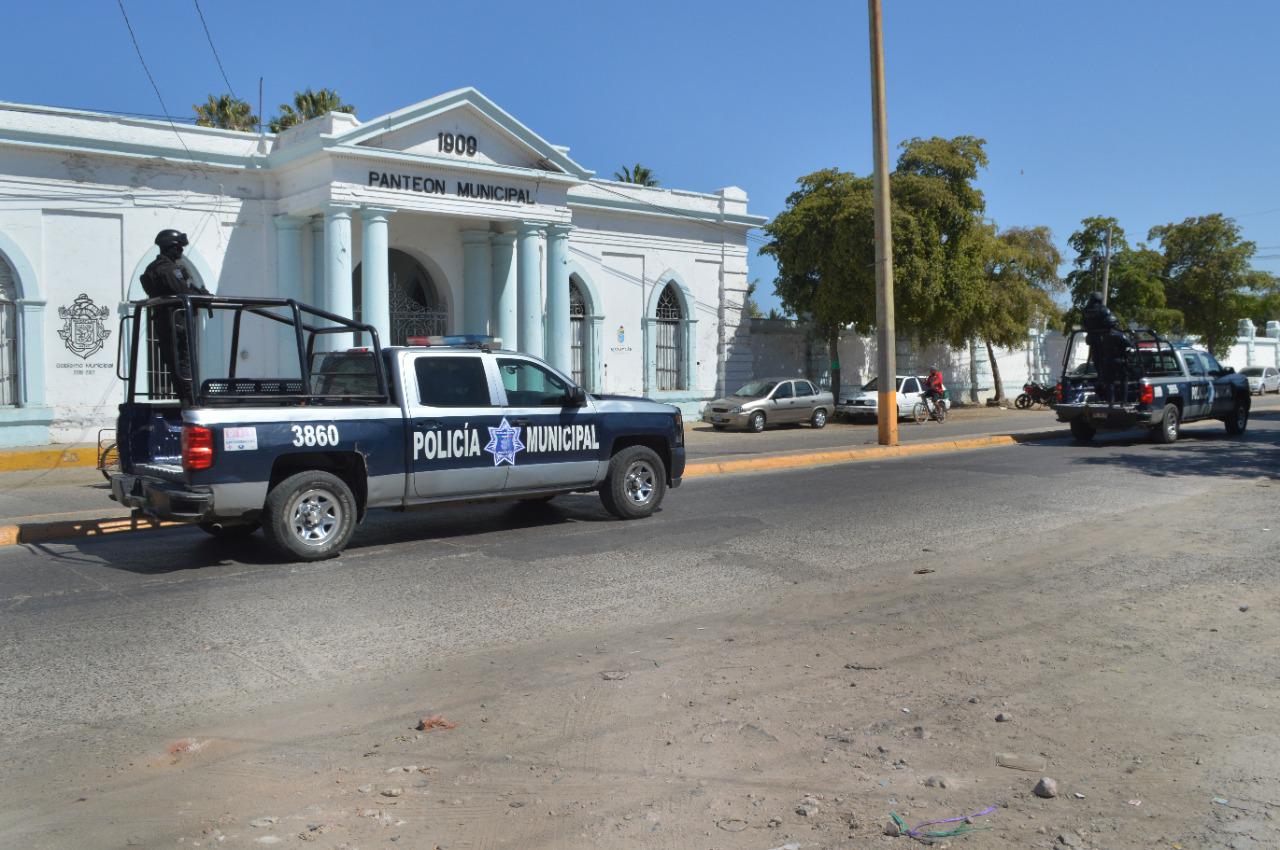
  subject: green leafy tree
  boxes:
[762,169,877,407]
[971,225,1062,401]
[1238,271,1280,328]
[613,164,659,186]
[1064,217,1180,332]
[743,279,764,319]
[1148,214,1258,357]
[193,94,258,131]
[269,88,356,133]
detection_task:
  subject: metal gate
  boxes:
[389,268,447,344]
[570,281,586,387]
[655,284,682,391]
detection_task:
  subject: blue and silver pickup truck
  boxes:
[110,295,684,561]
[1052,327,1250,444]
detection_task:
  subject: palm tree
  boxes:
[269,88,356,133]
[193,94,258,132]
[613,163,659,186]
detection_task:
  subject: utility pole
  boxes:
[868,0,897,446]
[1100,224,1113,305]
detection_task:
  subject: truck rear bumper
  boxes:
[111,473,213,521]
[1054,404,1156,428]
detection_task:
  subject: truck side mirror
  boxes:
[568,386,588,406]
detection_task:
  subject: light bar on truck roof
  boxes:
[405,335,502,348]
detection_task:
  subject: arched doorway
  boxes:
[654,281,684,391]
[354,249,447,344]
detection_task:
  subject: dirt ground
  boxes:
[7,469,1278,850]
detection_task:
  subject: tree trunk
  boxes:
[986,339,1005,403]
[828,330,841,411]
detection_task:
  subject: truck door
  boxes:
[1180,352,1211,418]
[405,354,509,499]
[1201,352,1236,416]
[495,356,601,492]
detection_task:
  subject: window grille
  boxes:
[0,259,16,406]
[655,283,684,390]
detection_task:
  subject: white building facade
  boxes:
[0,88,762,446]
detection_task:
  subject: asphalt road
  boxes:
[3,408,1275,744]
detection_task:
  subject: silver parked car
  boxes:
[702,378,834,432]
[1240,365,1280,394]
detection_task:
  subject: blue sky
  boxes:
[4,0,1278,313]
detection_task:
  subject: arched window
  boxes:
[0,257,17,406]
[569,278,587,387]
[655,282,684,391]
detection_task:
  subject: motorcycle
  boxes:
[1015,381,1056,409]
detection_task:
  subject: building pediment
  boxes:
[335,88,592,180]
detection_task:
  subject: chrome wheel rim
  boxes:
[1165,413,1178,440]
[623,460,656,506]
[751,414,764,432]
[290,487,342,546]
[813,410,826,427]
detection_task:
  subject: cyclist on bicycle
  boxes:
[923,368,946,416]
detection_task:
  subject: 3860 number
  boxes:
[438,132,478,156]
[291,424,340,447]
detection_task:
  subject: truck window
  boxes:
[1138,351,1181,376]
[498,358,571,407]
[1182,353,1206,376]
[1200,353,1223,373]
[310,351,381,397]
[414,356,492,407]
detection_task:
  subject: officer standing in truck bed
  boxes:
[139,229,209,400]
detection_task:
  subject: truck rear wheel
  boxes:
[263,470,356,561]
[600,446,666,520]
[1153,404,1180,444]
[1225,398,1249,436]
[1069,420,1095,443]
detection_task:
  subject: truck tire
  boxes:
[262,470,357,561]
[1153,404,1180,444]
[1069,420,1095,443]
[1225,398,1249,436]
[599,445,666,520]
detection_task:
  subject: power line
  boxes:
[192,0,237,99]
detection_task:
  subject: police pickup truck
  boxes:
[110,295,684,560]
[1052,327,1250,444]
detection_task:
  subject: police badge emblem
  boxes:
[57,293,112,359]
[483,417,526,466]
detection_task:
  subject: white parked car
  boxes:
[836,375,952,420]
[1240,365,1280,394]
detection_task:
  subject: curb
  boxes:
[0,445,99,473]
[683,430,1057,479]
[0,429,1063,549]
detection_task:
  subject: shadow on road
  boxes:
[1067,410,1280,480]
[37,494,621,574]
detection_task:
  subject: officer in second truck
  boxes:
[1082,291,1131,404]
[140,229,209,401]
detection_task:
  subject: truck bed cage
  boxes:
[1059,325,1179,407]
[117,294,392,407]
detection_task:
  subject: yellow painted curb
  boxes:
[683,434,1022,479]
[0,515,180,547]
[0,446,98,473]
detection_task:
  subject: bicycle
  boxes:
[912,394,947,424]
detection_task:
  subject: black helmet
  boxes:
[154,229,189,249]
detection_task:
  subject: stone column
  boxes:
[544,224,573,374]
[491,231,518,349]
[323,205,355,349]
[308,216,325,308]
[461,229,494,336]
[274,215,305,301]
[516,221,544,357]
[587,313,604,391]
[360,207,393,348]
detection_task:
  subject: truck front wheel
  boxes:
[263,470,357,561]
[1225,399,1249,436]
[1069,420,1095,443]
[600,446,666,520]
